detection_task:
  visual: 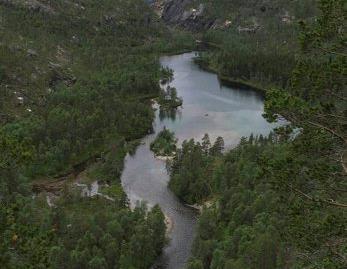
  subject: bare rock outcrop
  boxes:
[149,0,215,31]
[0,0,56,15]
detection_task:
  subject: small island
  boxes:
[158,85,183,110]
[150,128,177,157]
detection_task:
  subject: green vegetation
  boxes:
[168,1,347,268]
[184,132,346,268]
[157,85,183,121]
[158,85,183,109]
[150,128,177,156]
[1,187,166,269]
[1,0,346,268]
[0,132,167,268]
[0,0,195,268]
[169,134,224,204]
[194,0,317,89]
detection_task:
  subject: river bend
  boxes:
[121,52,279,269]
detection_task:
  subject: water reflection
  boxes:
[158,52,279,148]
[159,107,182,121]
[121,52,280,269]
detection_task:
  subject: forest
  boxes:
[150,128,177,157]
[1,0,346,268]
[167,1,346,268]
[194,0,318,89]
[0,0,192,268]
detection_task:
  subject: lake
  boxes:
[121,52,279,269]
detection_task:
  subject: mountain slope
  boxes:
[150,0,317,89]
[166,1,347,268]
[0,1,193,268]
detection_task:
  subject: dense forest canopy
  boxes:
[0,0,346,268]
[0,0,193,268]
[166,0,346,268]
[191,0,318,89]
[150,127,177,157]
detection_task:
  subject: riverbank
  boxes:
[185,200,214,213]
[165,215,174,234]
[121,52,279,269]
[160,43,269,95]
[193,56,268,95]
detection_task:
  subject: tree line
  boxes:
[168,1,346,267]
[0,0,195,268]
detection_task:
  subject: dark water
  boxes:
[121,52,280,269]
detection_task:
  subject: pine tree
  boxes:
[202,134,211,155]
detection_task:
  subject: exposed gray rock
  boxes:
[27,48,38,57]
[0,0,56,15]
[150,0,216,31]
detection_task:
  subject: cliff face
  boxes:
[0,0,56,14]
[148,0,317,32]
[148,0,216,31]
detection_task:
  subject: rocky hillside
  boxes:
[149,0,317,32]
[147,0,318,90]
[0,0,195,125]
[0,2,193,268]
[148,0,214,31]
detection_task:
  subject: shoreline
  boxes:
[154,154,174,161]
[165,214,174,234]
[184,200,214,213]
[193,57,267,95]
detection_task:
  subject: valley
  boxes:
[0,1,346,269]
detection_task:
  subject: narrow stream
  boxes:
[121,52,280,269]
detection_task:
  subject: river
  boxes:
[121,52,280,269]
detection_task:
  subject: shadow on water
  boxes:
[159,107,182,122]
